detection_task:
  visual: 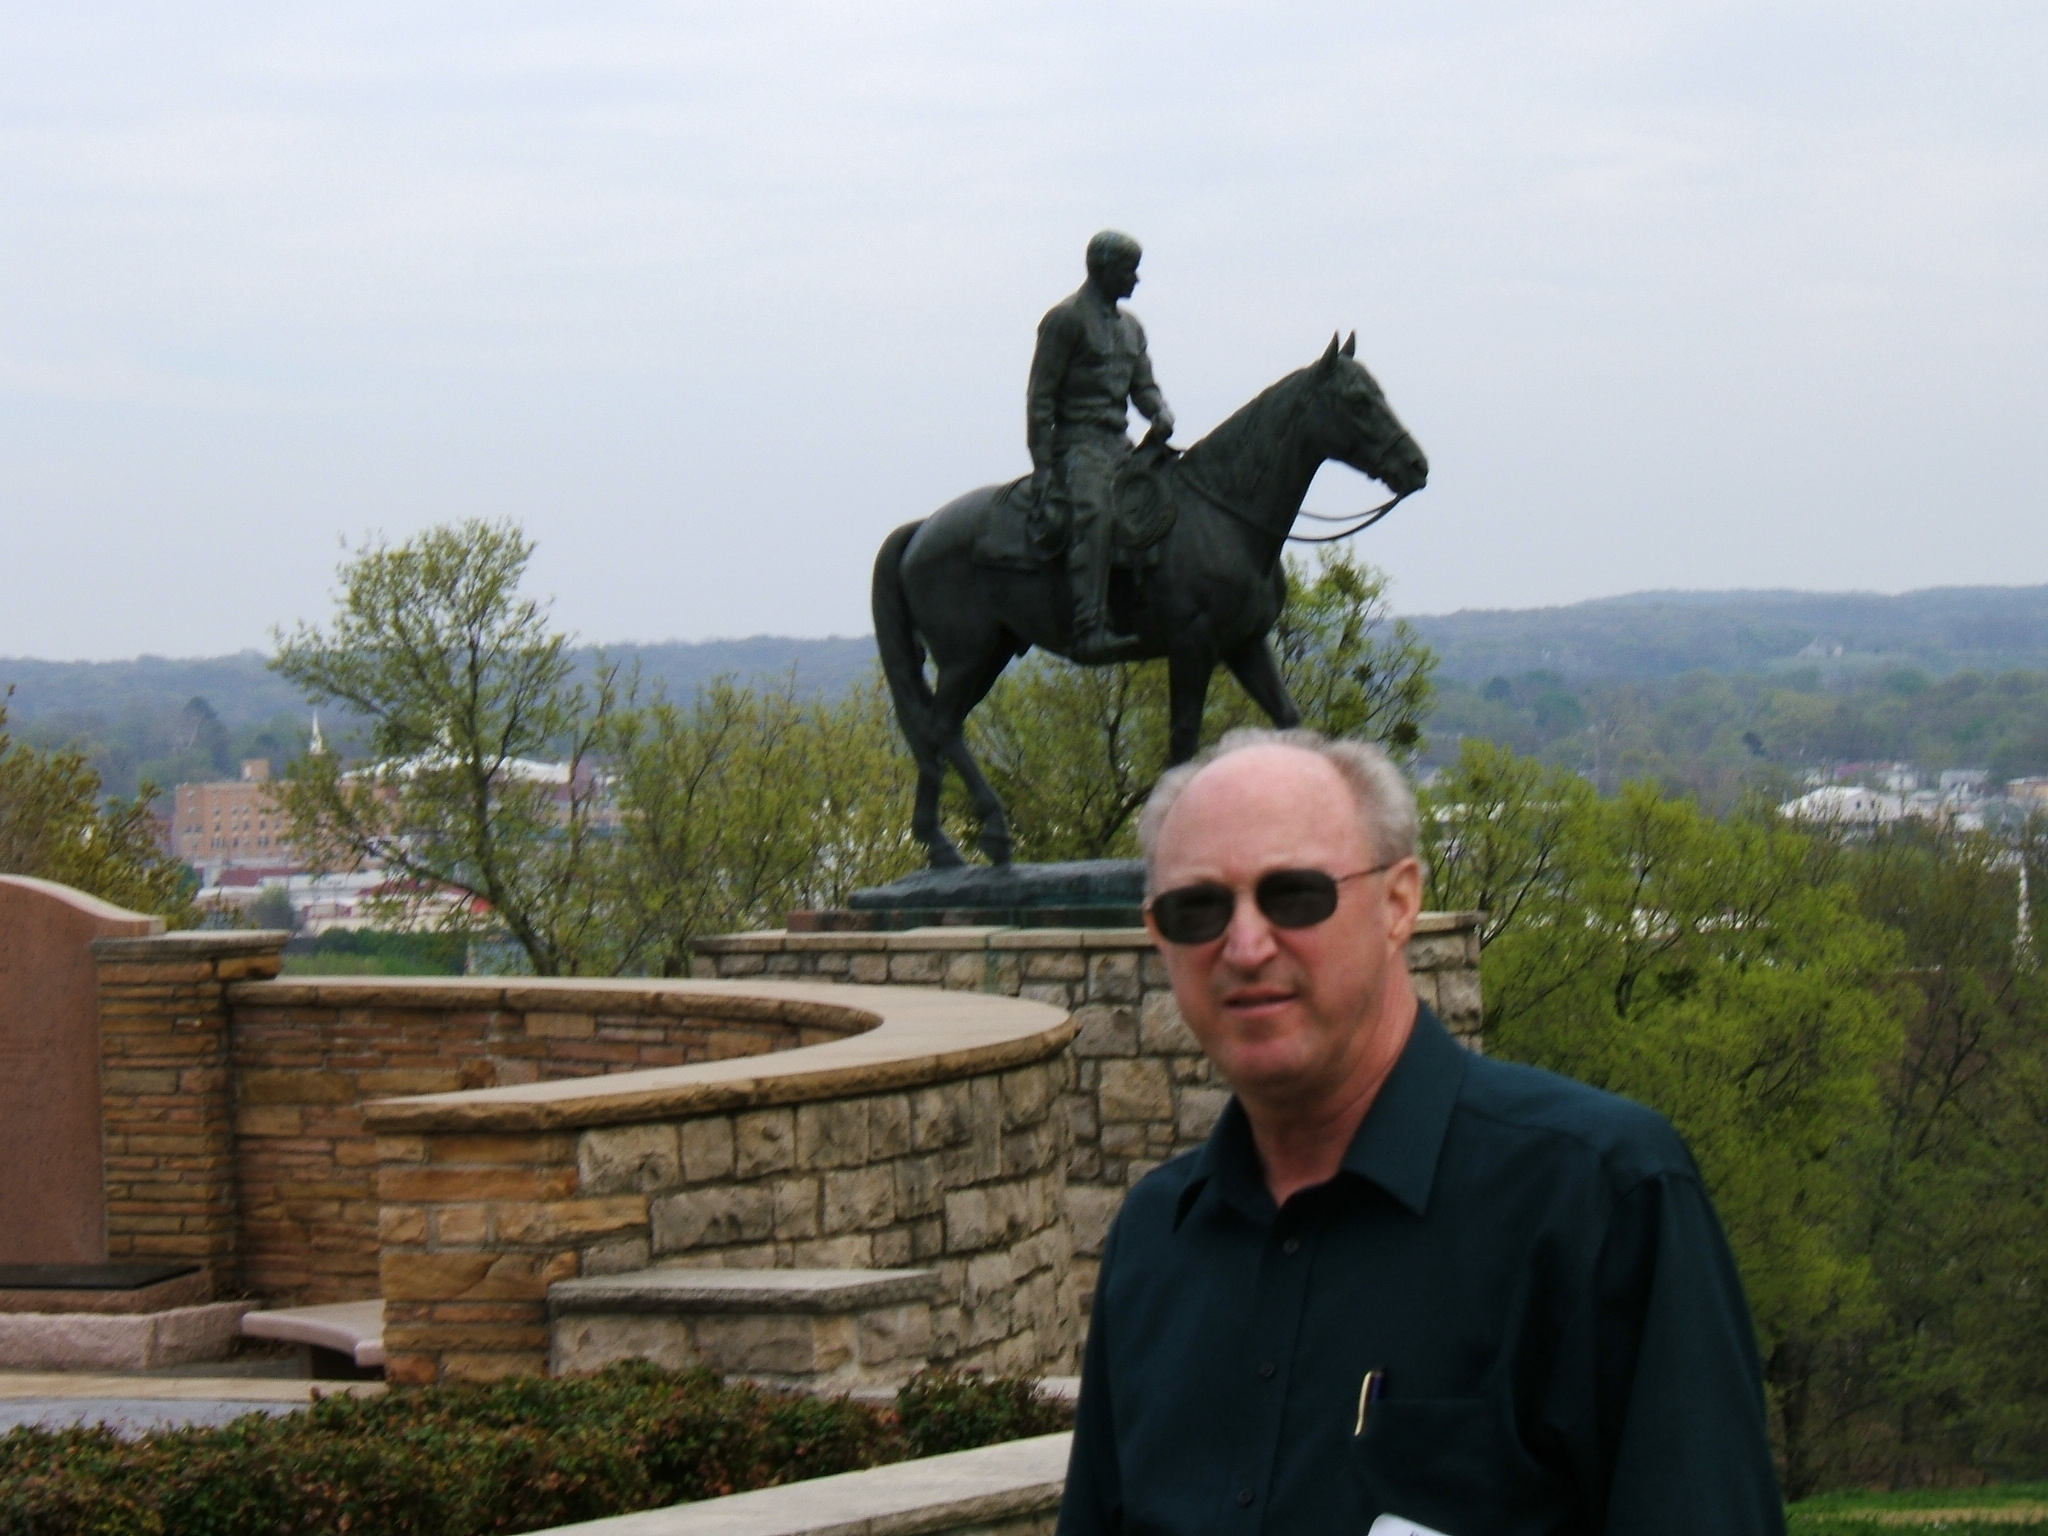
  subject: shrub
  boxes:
[0,1363,1072,1536]
[896,1368,1073,1458]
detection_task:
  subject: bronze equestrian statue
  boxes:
[872,232,1428,870]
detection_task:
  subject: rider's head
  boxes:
[1086,230,1143,300]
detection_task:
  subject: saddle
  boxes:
[971,442,1182,574]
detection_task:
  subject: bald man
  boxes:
[1057,728,1784,1536]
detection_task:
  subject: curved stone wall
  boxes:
[358,981,1077,1384]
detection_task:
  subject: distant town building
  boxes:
[1779,785,1905,826]
[2009,778,2048,812]
[172,759,293,880]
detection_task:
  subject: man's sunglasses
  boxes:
[1146,863,1396,947]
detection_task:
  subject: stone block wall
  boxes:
[92,932,286,1294]
[693,916,1483,1302]
[369,1042,1074,1385]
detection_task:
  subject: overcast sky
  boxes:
[2,2,2043,659]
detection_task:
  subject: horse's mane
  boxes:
[1177,364,1314,498]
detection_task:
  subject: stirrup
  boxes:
[1071,625,1142,663]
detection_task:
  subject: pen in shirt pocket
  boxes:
[1354,1369,1386,1434]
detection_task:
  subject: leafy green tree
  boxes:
[248,883,299,934]
[605,677,921,975]
[0,702,193,921]
[272,521,622,976]
[1787,821,2048,1489]
[1425,742,1909,1492]
[1265,547,1436,752]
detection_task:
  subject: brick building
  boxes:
[172,759,294,876]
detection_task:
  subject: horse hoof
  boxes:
[979,833,1014,866]
[926,844,968,870]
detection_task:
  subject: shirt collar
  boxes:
[1175,1005,1469,1228]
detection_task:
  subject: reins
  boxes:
[1178,463,1415,546]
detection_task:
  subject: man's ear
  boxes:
[1383,856,1425,948]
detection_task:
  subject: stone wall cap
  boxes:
[91,929,285,960]
[359,981,1072,1134]
[691,930,805,954]
[0,875,164,934]
[872,926,1007,951]
[697,913,1477,952]
[549,1267,943,1316]
[523,1429,1071,1536]
[1413,910,1484,934]
[231,976,869,1033]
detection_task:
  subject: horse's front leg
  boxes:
[1166,642,1216,765]
[1222,634,1303,732]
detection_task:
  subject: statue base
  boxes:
[792,859,1145,933]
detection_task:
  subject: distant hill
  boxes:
[599,636,880,704]
[0,637,881,731]
[8,587,2048,801]
[1404,586,2048,684]
[15,586,2045,728]
[0,637,880,800]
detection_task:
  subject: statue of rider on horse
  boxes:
[873,232,1429,870]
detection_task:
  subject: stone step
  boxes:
[549,1268,941,1391]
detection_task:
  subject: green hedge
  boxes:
[0,1364,1072,1536]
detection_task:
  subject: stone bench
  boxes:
[241,1299,386,1377]
[549,1268,942,1392]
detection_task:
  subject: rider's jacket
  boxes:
[1027,284,1166,471]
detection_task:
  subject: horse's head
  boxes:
[1305,332,1429,495]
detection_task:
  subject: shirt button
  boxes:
[1236,1488,1255,1507]
[1281,1237,1301,1255]
[1257,1361,1276,1379]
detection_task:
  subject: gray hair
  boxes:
[1086,229,1142,274]
[1136,728,1420,889]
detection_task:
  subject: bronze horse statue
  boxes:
[872,332,1427,869]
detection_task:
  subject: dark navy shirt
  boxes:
[1058,1008,1784,1536]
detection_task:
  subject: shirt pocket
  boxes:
[1350,1395,1571,1536]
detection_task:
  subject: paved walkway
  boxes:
[0,1371,383,1436]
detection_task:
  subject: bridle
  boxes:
[1177,428,1421,546]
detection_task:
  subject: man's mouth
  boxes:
[1223,986,1297,1014]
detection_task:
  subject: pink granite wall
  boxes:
[0,877,161,1264]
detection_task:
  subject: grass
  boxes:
[1790,1482,2048,1533]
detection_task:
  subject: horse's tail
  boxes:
[871,521,942,767]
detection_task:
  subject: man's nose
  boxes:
[1218,891,1279,969]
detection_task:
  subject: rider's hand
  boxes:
[1146,410,1175,444]
[1030,467,1051,499]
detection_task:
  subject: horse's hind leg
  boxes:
[1222,635,1303,732]
[933,642,1022,865]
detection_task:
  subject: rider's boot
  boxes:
[1068,527,1139,663]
